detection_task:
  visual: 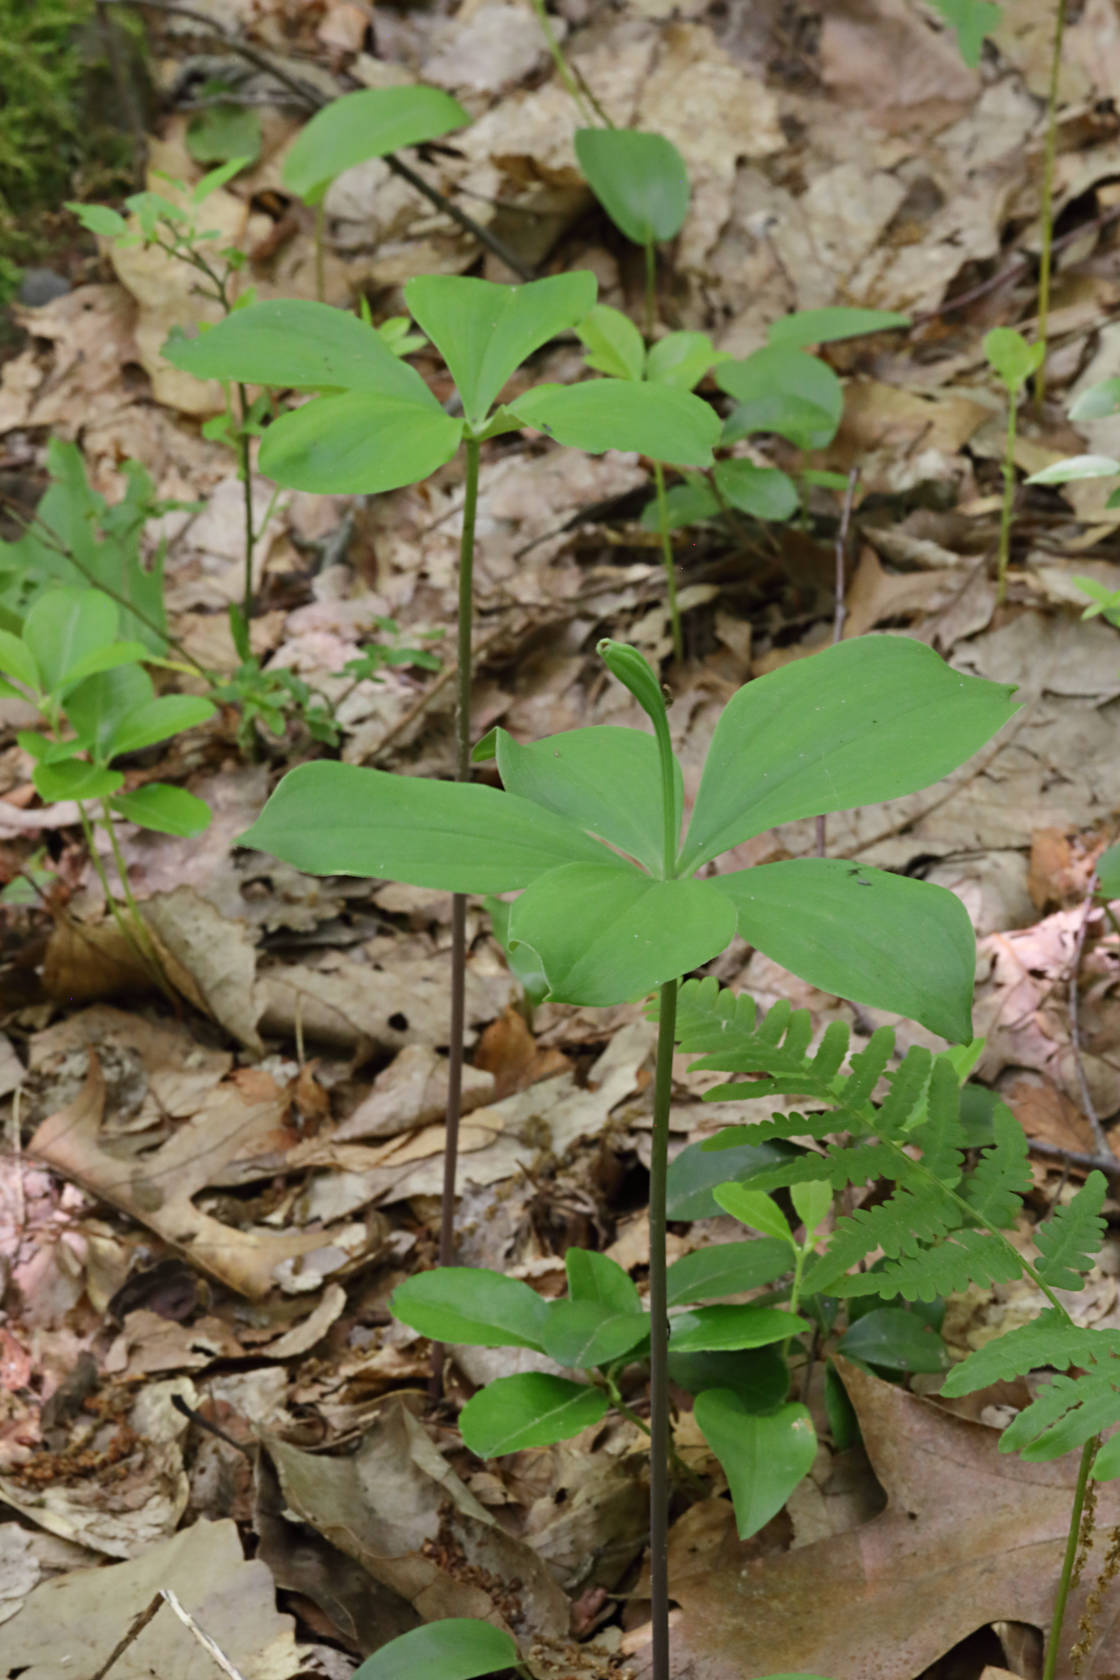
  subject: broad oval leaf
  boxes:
[163,299,440,400]
[495,725,681,876]
[391,1268,549,1349]
[0,630,39,694]
[352,1619,518,1680]
[259,390,462,493]
[565,1247,641,1313]
[282,85,469,203]
[665,1240,791,1306]
[836,1306,949,1374]
[716,347,843,451]
[713,458,798,522]
[459,1373,607,1457]
[576,304,645,382]
[712,1183,793,1245]
[645,330,724,391]
[512,377,718,466]
[641,476,720,531]
[23,587,117,699]
[666,1136,796,1221]
[56,640,151,693]
[111,784,212,837]
[668,1347,790,1412]
[694,1392,817,1538]
[405,272,597,429]
[107,694,216,760]
[541,1299,649,1368]
[767,308,910,349]
[575,127,689,245]
[669,1304,807,1353]
[709,858,977,1043]
[680,635,1019,874]
[64,663,152,763]
[241,762,625,893]
[33,760,123,802]
[507,865,736,1006]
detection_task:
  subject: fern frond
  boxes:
[830,1228,1020,1303]
[959,1107,1032,1230]
[1034,1172,1108,1291]
[746,1140,913,1196]
[906,1058,966,1189]
[803,1183,960,1295]
[697,1113,825,1148]
[875,1045,934,1139]
[941,1310,1120,1396]
[1002,1359,1120,1461]
[842,1029,895,1107]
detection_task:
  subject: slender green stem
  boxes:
[997,392,1018,605]
[1034,0,1067,412]
[652,462,683,663]
[526,0,612,126]
[313,200,326,303]
[648,976,678,1680]
[235,382,255,627]
[604,1373,708,1495]
[1044,1435,1097,1679]
[644,240,657,341]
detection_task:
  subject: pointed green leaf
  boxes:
[669,1348,790,1412]
[716,347,843,450]
[23,587,117,698]
[65,663,152,762]
[241,763,626,893]
[459,1373,607,1456]
[1025,455,1120,485]
[282,85,470,203]
[111,784,212,836]
[836,1307,949,1374]
[352,1619,518,1680]
[645,330,725,391]
[495,725,680,876]
[767,308,910,349]
[507,865,736,1006]
[404,272,597,429]
[1070,377,1120,422]
[713,458,798,522]
[56,640,151,692]
[680,636,1019,873]
[162,299,440,399]
[666,1137,795,1222]
[665,1240,791,1306]
[791,1179,832,1240]
[576,304,645,381]
[1097,844,1120,900]
[510,378,718,466]
[107,694,216,760]
[33,761,123,802]
[0,631,39,694]
[712,1183,794,1245]
[669,1304,807,1353]
[541,1300,649,1368]
[640,476,720,531]
[391,1268,549,1349]
[575,128,689,245]
[258,390,463,493]
[709,859,976,1043]
[694,1393,816,1538]
[565,1248,641,1314]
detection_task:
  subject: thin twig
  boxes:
[816,467,859,858]
[160,1588,248,1680]
[1068,877,1112,1156]
[89,1595,165,1680]
[1027,1136,1120,1178]
[101,0,536,279]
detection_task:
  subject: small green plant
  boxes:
[0,586,214,984]
[984,326,1044,604]
[281,85,469,302]
[928,0,1002,66]
[1025,376,1120,509]
[236,629,1017,1678]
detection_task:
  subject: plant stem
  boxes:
[648,975,678,1680]
[437,437,481,1296]
[1034,0,1068,412]
[1044,1435,1097,1680]
[527,0,612,127]
[996,391,1018,605]
[652,461,683,663]
[313,200,326,303]
[236,382,255,626]
[643,239,657,341]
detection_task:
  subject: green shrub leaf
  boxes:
[107,694,216,760]
[23,587,117,698]
[836,1307,949,1374]
[110,784,212,837]
[716,347,843,450]
[351,1619,518,1680]
[694,1393,817,1538]
[511,378,719,466]
[576,304,645,382]
[565,1248,641,1313]
[665,1240,791,1306]
[282,86,470,203]
[541,1300,649,1368]
[391,1268,549,1349]
[668,1304,807,1353]
[767,308,910,349]
[459,1373,608,1456]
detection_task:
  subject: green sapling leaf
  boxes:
[351,1618,519,1680]
[282,86,470,204]
[928,0,1002,67]
[665,1240,791,1306]
[693,1393,817,1538]
[23,587,118,699]
[712,1184,794,1245]
[111,784,212,837]
[666,1138,794,1221]
[576,304,645,381]
[258,390,463,494]
[790,1179,832,1242]
[712,458,798,522]
[510,378,719,465]
[106,693,216,760]
[0,631,40,695]
[645,330,726,391]
[836,1306,949,1373]
[565,1247,641,1313]
[391,1267,549,1349]
[983,327,1044,396]
[668,1304,807,1353]
[459,1372,608,1456]
[541,1299,649,1367]
[575,128,690,245]
[33,761,124,802]
[716,347,843,451]
[669,1347,790,1412]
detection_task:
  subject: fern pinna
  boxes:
[668,977,1120,1472]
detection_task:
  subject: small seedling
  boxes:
[984,326,1045,604]
[929,0,1002,66]
[1025,375,1120,506]
[237,629,1017,1679]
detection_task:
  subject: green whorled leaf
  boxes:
[33,760,123,802]
[510,378,719,466]
[404,272,597,430]
[984,326,1044,395]
[495,725,681,877]
[65,663,152,762]
[576,304,645,382]
[1070,377,1120,422]
[645,330,724,391]
[259,391,463,494]
[241,762,625,894]
[351,1619,519,1680]
[107,694,216,760]
[68,202,129,239]
[693,1393,817,1538]
[110,784,212,837]
[680,635,1019,874]
[1097,844,1120,901]
[716,347,843,451]
[162,299,442,400]
[667,1347,790,1413]
[574,127,690,245]
[668,1304,807,1354]
[767,308,910,349]
[836,1307,949,1374]
[665,1240,791,1307]
[713,1183,794,1245]
[23,587,118,699]
[391,1267,549,1349]
[709,859,977,1043]
[459,1373,608,1457]
[282,85,470,203]
[1025,454,1120,486]
[713,458,798,522]
[507,865,736,1006]
[665,1137,796,1222]
[565,1247,641,1314]
[540,1300,649,1368]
